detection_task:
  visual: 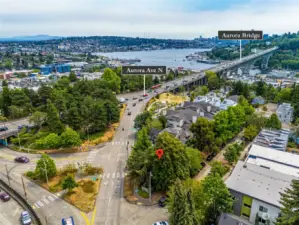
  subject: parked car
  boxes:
[21,211,32,225]
[143,93,148,97]
[152,221,169,225]
[0,192,10,202]
[133,97,137,100]
[158,196,167,207]
[200,162,206,167]
[15,156,30,163]
[0,126,8,132]
[128,111,132,116]
[206,152,217,161]
[138,98,143,102]
[133,103,136,107]
[62,216,74,225]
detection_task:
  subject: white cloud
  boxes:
[0,0,298,38]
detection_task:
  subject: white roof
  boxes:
[247,144,299,176]
[226,161,295,207]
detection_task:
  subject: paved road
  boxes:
[0,191,25,225]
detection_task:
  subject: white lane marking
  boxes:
[37,201,44,207]
[112,173,115,179]
[102,173,106,179]
[34,203,40,208]
[48,196,55,201]
[117,172,120,178]
[53,194,59,199]
[106,173,110,179]
[43,198,49,204]
[112,142,115,145]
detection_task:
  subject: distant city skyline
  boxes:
[0,0,298,39]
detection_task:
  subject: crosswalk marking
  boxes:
[37,201,44,207]
[106,173,110,179]
[53,195,59,199]
[108,140,135,146]
[34,203,39,208]
[117,172,120,178]
[43,198,49,204]
[48,196,55,201]
[112,173,115,179]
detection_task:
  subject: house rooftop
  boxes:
[253,129,290,151]
[225,160,295,207]
[247,144,299,177]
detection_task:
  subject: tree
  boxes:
[29,111,47,130]
[246,113,265,130]
[186,147,203,177]
[255,80,266,96]
[224,143,243,164]
[244,125,258,141]
[134,111,151,130]
[102,68,121,93]
[65,103,82,130]
[201,175,234,224]
[2,85,10,117]
[69,71,77,82]
[153,76,159,84]
[35,154,57,181]
[62,174,78,192]
[190,117,218,153]
[193,86,209,97]
[60,128,81,147]
[158,115,167,129]
[152,132,191,191]
[168,179,199,225]
[46,100,64,133]
[133,127,152,152]
[35,133,61,149]
[206,71,220,90]
[276,179,299,225]
[210,161,230,177]
[265,113,282,129]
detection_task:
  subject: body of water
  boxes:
[94,48,214,70]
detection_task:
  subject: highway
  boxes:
[0,47,277,225]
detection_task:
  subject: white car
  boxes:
[152,222,169,225]
[21,211,32,225]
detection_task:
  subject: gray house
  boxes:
[276,103,293,124]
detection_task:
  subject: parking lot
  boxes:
[0,193,25,225]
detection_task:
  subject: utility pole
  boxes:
[143,74,146,96]
[5,164,10,186]
[21,176,27,199]
[240,40,242,61]
[149,171,152,203]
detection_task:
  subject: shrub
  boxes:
[210,161,230,177]
[60,163,78,175]
[26,171,37,180]
[84,165,103,176]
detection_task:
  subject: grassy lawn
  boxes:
[158,93,187,105]
[151,119,163,130]
[138,188,149,198]
[63,179,100,212]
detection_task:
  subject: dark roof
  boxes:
[227,95,239,103]
[218,213,253,225]
[149,128,162,139]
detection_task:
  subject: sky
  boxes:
[0,0,298,39]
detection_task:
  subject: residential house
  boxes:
[253,129,290,151]
[276,103,294,124]
[225,161,295,225]
[252,96,265,105]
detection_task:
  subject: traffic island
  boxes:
[63,178,100,213]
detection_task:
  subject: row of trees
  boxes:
[168,176,233,225]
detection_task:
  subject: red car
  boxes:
[0,192,10,202]
[143,93,148,97]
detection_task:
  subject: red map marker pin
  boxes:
[156,149,164,160]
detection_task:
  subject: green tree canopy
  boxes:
[244,125,259,141]
[134,111,151,130]
[46,99,64,134]
[152,132,191,191]
[102,68,121,93]
[62,174,78,192]
[265,113,282,129]
[35,154,57,181]
[29,111,47,130]
[277,179,299,225]
[206,71,220,90]
[60,127,81,147]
